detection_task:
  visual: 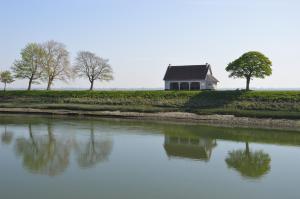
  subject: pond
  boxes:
[1,114,300,199]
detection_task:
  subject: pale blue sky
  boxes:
[0,0,299,89]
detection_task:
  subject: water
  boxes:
[1,114,300,199]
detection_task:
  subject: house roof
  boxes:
[163,65,210,81]
[206,74,219,83]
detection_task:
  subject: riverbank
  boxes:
[1,90,300,130]
[1,90,300,116]
[0,108,300,131]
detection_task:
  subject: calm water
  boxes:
[1,114,300,199]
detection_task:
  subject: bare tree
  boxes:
[74,51,113,90]
[41,40,71,90]
[75,121,113,168]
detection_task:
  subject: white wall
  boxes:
[164,80,217,90]
[165,81,171,90]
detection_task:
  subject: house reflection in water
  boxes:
[164,135,217,161]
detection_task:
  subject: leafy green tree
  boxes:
[12,43,45,90]
[225,142,271,179]
[0,71,14,91]
[226,51,272,91]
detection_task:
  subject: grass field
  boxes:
[1,90,300,119]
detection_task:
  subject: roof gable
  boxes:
[163,65,209,81]
[206,74,219,83]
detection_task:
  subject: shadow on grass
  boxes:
[182,90,246,112]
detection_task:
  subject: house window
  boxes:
[170,82,179,90]
[190,82,200,90]
[180,82,189,90]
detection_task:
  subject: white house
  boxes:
[164,135,217,161]
[163,63,219,90]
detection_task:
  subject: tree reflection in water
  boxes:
[75,121,113,168]
[225,142,271,179]
[15,123,71,176]
[1,125,13,145]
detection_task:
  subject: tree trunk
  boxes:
[4,83,6,92]
[246,77,251,91]
[47,123,54,142]
[245,142,250,157]
[90,122,95,151]
[28,123,37,149]
[46,77,52,90]
[89,80,94,91]
[28,77,33,91]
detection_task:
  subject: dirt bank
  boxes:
[0,108,299,131]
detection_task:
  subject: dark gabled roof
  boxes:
[163,65,209,81]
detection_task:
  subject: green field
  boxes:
[1,90,300,119]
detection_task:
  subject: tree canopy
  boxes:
[15,123,71,176]
[74,51,113,90]
[225,142,271,179]
[1,126,14,145]
[226,51,272,90]
[75,123,113,168]
[0,70,14,91]
[12,43,45,90]
[4,41,116,91]
[41,40,71,90]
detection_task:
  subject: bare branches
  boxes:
[74,51,113,90]
[41,40,71,90]
[11,41,114,90]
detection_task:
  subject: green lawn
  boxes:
[1,90,300,119]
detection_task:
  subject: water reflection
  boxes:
[13,121,113,176]
[1,125,13,145]
[15,123,71,176]
[75,122,113,168]
[225,142,271,179]
[164,135,217,161]
[2,114,299,180]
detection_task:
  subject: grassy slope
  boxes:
[1,90,300,119]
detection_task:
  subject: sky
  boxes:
[0,0,299,90]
